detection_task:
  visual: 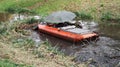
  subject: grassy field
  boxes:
[0,0,120,67]
[0,0,120,21]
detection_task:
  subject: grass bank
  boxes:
[0,0,120,21]
[0,21,89,67]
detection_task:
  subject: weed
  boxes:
[74,11,93,20]
[0,26,8,35]
[0,22,20,38]
[12,38,35,49]
[0,22,11,35]
[101,12,113,21]
[101,12,120,22]
[43,41,64,55]
[5,7,16,14]
[100,3,104,7]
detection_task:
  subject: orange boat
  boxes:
[37,24,99,42]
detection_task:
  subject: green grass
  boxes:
[101,12,113,20]
[35,0,77,15]
[0,0,41,11]
[0,59,31,67]
[101,11,120,22]
[0,0,120,21]
[5,7,36,15]
[74,11,93,20]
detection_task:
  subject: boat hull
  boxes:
[38,24,98,42]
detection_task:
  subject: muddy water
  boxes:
[32,21,120,67]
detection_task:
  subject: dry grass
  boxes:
[0,40,87,67]
[0,21,87,67]
[61,0,120,20]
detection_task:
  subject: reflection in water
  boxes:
[33,21,120,67]
[99,23,120,40]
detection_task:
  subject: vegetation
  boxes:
[0,0,120,21]
[0,0,41,11]
[25,18,39,24]
[74,11,93,20]
[101,11,120,22]
[101,12,113,21]
[0,0,120,67]
[0,59,31,67]
[0,20,87,67]
[5,7,36,15]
